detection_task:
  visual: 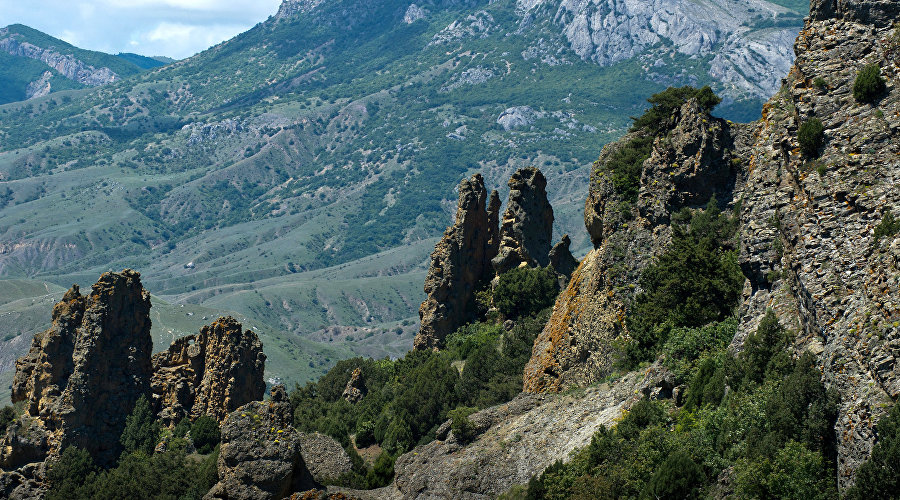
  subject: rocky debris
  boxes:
[496,106,543,131]
[441,66,495,93]
[429,11,495,46]
[2,270,153,468]
[298,433,352,483]
[0,36,118,87]
[341,367,366,404]
[25,71,53,100]
[390,365,673,498]
[548,234,578,287]
[492,167,554,274]
[415,174,498,350]
[152,316,266,426]
[206,386,316,500]
[403,4,428,24]
[0,464,44,500]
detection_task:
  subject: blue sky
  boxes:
[0,0,283,59]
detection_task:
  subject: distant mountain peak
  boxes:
[275,0,325,20]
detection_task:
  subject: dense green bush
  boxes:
[599,135,653,203]
[798,118,825,157]
[631,86,722,135]
[493,266,559,320]
[0,405,16,435]
[448,406,479,443]
[120,395,161,456]
[853,64,886,103]
[846,403,900,499]
[874,209,900,242]
[643,450,705,499]
[626,198,743,365]
[191,415,221,454]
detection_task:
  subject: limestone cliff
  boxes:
[2,270,152,468]
[0,35,119,88]
[151,316,266,426]
[414,174,498,350]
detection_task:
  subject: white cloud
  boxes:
[0,0,283,58]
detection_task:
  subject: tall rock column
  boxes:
[415,174,498,350]
[2,270,153,468]
[491,167,554,275]
[151,316,267,426]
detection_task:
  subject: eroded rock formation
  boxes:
[205,386,316,500]
[297,433,352,483]
[415,174,499,350]
[2,270,153,468]
[341,367,366,404]
[491,167,554,275]
[548,234,578,287]
[526,98,743,393]
[152,316,266,426]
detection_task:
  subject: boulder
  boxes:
[205,386,316,500]
[152,316,266,426]
[298,433,352,483]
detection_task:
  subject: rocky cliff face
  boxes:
[2,270,152,468]
[206,386,316,500]
[415,174,499,350]
[523,0,900,488]
[492,167,554,274]
[518,0,800,102]
[731,0,900,486]
[0,36,119,88]
[524,98,744,392]
[152,316,266,426]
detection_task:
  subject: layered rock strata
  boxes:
[151,316,266,426]
[2,270,153,468]
[491,167,554,274]
[414,174,499,350]
[205,385,316,500]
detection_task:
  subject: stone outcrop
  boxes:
[151,316,266,426]
[548,234,577,286]
[297,433,352,483]
[526,98,743,393]
[729,2,900,487]
[206,386,316,500]
[386,364,674,498]
[414,174,499,350]
[492,167,554,274]
[341,367,366,404]
[0,36,118,87]
[2,270,153,468]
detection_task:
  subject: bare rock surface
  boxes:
[1,270,153,468]
[492,167,554,274]
[548,234,577,286]
[341,367,366,404]
[387,365,673,499]
[415,174,498,350]
[298,433,353,483]
[206,386,316,500]
[152,316,266,426]
[0,36,118,87]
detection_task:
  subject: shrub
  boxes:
[46,447,96,500]
[120,395,161,456]
[191,415,220,454]
[798,118,825,157]
[813,77,827,90]
[642,450,705,499]
[0,405,16,435]
[493,266,559,320]
[853,64,886,103]
[448,406,479,443]
[740,309,791,385]
[874,209,900,242]
[846,403,900,499]
[631,86,722,135]
[734,441,836,500]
